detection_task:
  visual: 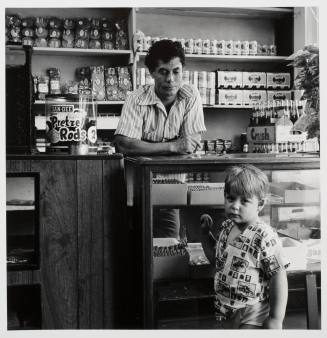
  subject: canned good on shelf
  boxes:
[194,38,203,54]
[210,39,218,54]
[233,40,241,55]
[217,40,226,55]
[249,40,258,55]
[202,39,210,54]
[185,38,194,54]
[225,40,233,55]
[241,40,249,55]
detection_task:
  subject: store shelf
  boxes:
[135,7,293,18]
[7,205,35,211]
[34,100,124,105]
[7,45,133,57]
[203,104,253,109]
[137,52,290,63]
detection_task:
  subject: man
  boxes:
[114,39,206,237]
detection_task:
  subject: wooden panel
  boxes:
[77,160,103,329]
[31,159,78,329]
[306,274,320,329]
[7,270,41,286]
[103,158,127,328]
[6,160,31,172]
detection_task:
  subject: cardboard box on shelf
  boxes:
[270,181,319,203]
[152,180,187,205]
[187,182,225,205]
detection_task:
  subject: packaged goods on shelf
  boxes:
[117,67,133,100]
[216,71,242,88]
[225,40,234,55]
[266,73,291,89]
[153,238,189,280]
[77,67,92,96]
[243,90,267,105]
[202,39,210,54]
[249,40,258,55]
[242,72,266,89]
[194,38,203,54]
[187,182,225,205]
[133,29,145,52]
[104,67,119,101]
[101,19,115,49]
[115,19,129,50]
[233,40,241,55]
[90,66,105,101]
[267,90,292,102]
[218,89,243,105]
[240,40,249,55]
[152,178,188,205]
[47,68,61,95]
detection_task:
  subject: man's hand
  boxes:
[263,316,283,329]
[171,134,202,154]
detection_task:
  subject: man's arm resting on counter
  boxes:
[263,269,288,329]
[114,134,202,156]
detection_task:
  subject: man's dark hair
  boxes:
[145,39,185,73]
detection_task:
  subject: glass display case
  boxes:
[125,153,321,329]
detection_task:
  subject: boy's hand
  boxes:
[200,214,213,235]
[263,316,283,329]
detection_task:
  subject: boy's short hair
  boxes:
[145,39,185,73]
[224,164,269,201]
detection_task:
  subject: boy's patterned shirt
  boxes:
[213,219,290,318]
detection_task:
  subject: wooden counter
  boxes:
[6,154,127,329]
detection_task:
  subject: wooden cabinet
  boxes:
[6,154,127,329]
[125,154,321,329]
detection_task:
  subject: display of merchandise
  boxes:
[246,100,319,153]
[132,31,277,56]
[6,14,129,50]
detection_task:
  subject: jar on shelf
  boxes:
[37,76,49,100]
[47,68,61,95]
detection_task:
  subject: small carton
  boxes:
[187,182,225,205]
[266,73,291,89]
[217,71,242,88]
[270,181,320,203]
[242,90,267,105]
[152,180,187,205]
[242,72,266,88]
[153,238,190,280]
[267,90,292,102]
[218,89,243,105]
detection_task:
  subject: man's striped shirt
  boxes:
[115,83,206,141]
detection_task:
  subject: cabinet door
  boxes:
[269,169,320,270]
[31,159,78,329]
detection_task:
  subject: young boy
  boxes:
[200,164,290,329]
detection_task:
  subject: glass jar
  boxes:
[45,94,97,154]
